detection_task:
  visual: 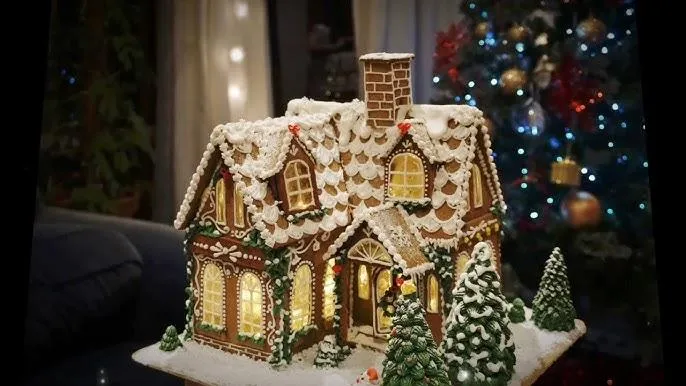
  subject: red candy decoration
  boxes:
[397,122,412,136]
[288,124,300,136]
[332,264,343,276]
[395,277,405,287]
[433,22,470,73]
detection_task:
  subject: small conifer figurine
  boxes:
[508,298,526,323]
[381,280,450,386]
[160,325,182,352]
[532,247,577,332]
[442,242,516,386]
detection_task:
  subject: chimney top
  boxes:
[359,52,415,61]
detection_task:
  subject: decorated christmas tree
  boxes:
[381,280,450,386]
[430,0,659,364]
[442,242,515,385]
[532,247,577,332]
[508,297,527,324]
[160,325,182,352]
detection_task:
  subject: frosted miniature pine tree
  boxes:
[442,242,516,386]
[532,247,577,332]
[314,335,350,368]
[160,325,182,352]
[508,298,526,323]
[381,280,450,386]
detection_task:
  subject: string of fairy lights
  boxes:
[432,1,648,230]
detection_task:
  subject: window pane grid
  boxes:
[285,161,315,210]
[291,265,312,332]
[388,153,425,200]
[323,259,336,320]
[239,273,263,336]
[202,264,224,327]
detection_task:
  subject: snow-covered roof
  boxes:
[322,204,433,276]
[358,52,415,61]
[174,113,350,248]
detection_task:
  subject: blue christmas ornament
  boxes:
[511,98,546,136]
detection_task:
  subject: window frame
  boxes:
[290,264,313,332]
[276,156,320,215]
[238,271,264,336]
[201,262,225,328]
[384,141,433,203]
[425,274,440,314]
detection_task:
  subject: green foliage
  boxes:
[197,323,225,333]
[532,248,576,332]
[442,243,515,386]
[423,245,455,315]
[182,221,204,341]
[398,200,431,214]
[381,292,450,386]
[508,298,526,324]
[243,230,294,369]
[287,208,332,224]
[238,333,266,345]
[160,325,182,352]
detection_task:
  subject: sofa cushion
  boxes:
[25,224,143,372]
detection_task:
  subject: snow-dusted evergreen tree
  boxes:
[381,281,450,386]
[160,325,182,352]
[508,298,526,324]
[532,247,577,332]
[442,242,516,386]
[313,335,350,369]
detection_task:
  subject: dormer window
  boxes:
[388,153,425,200]
[283,160,316,212]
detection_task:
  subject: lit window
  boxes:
[388,153,425,200]
[284,160,315,211]
[426,275,440,313]
[375,270,392,332]
[349,239,392,263]
[215,179,227,224]
[471,165,484,208]
[358,265,369,300]
[234,185,245,228]
[239,272,262,335]
[202,263,224,327]
[323,259,336,321]
[291,265,312,332]
[456,253,470,280]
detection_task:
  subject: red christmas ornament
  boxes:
[288,124,300,136]
[433,21,470,73]
[397,122,412,136]
[395,277,405,287]
[390,327,397,337]
[447,67,459,82]
[546,55,602,132]
[332,264,343,276]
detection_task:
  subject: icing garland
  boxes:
[182,220,205,341]
[397,199,431,214]
[242,230,294,369]
[238,332,266,345]
[287,208,333,224]
[197,322,226,333]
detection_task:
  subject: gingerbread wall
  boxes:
[360,57,413,128]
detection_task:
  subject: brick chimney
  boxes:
[359,53,415,129]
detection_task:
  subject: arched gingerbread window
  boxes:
[322,259,336,321]
[239,272,263,336]
[234,184,245,228]
[388,153,425,200]
[291,265,312,332]
[202,263,224,328]
[215,179,227,224]
[283,160,315,211]
[426,274,440,314]
[471,164,484,208]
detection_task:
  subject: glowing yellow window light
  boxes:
[426,274,440,313]
[358,265,370,300]
[234,184,245,228]
[471,165,484,208]
[388,153,425,200]
[239,272,263,336]
[215,179,227,224]
[291,265,312,332]
[284,160,315,211]
[202,263,224,327]
[323,259,336,321]
[376,269,392,332]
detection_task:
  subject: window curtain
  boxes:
[155,0,273,223]
[352,0,463,104]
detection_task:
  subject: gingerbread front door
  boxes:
[348,238,393,339]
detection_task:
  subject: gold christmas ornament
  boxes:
[500,68,528,95]
[400,280,417,296]
[507,24,529,42]
[551,156,581,187]
[576,16,607,44]
[474,22,491,39]
[561,191,602,229]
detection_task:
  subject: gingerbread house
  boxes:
[173,52,506,364]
